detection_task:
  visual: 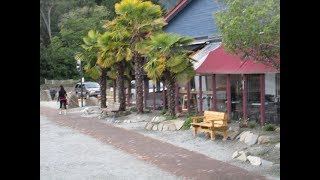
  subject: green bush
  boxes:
[263,123,276,131]
[129,107,137,112]
[160,110,167,115]
[165,115,176,120]
[248,122,257,129]
[181,117,193,130]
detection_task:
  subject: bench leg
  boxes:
[193,127,198,137]
[223,130,228,141]
[210,130,215,140]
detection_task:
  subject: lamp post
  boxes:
[77,60,84,107]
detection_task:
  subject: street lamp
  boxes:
[76,59,84,107]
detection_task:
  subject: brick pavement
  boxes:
[40,106,266,180]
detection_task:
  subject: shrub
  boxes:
[130,107,137,112]
[263,123,276,131]
[181,117,193,130]
[248,122,257,129]
[165,115,176,120]
[160,110,167,115]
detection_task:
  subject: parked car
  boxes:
[75,82,100,98]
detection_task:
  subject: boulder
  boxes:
[85,97,99,106]
[228,130,242,140]
[152,125,158,131]
[232,151,240,159]
[275,143,280,150]
[236,151,247,162]
[146,123,154,130]
[258,136,271,144]
[261,159,273,167]
[247,156,261,166]
[162,124,169,131]
[244,133,258,146]
[168,124,177,131]
[173,120,185,130]
[151,116,156,122]
[40,90,52,101]
[158,123,164,131]
[238,131,250,142]
[155,116,166,122]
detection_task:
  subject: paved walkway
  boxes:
[40,106,266,180]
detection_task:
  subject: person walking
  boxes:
[57,85,67,115]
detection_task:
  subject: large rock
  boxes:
[67,94,79,108]
[40,90,52,101]
[258,136,271,144]
[261,159,273,167]
[145,123,154,130]
[151,116,156,122]
[173,120,185,130]
[238,131,250,142]
[154,116,166,122]
[152,125,158,131]
[232,151,240,159]
[244,133,258,146]
[158,123,164,131]
[236,151,247,162]
[168,124,176,131]
[162,124,170,131]
[85,97,99,106]
[247,156,261,166]
[275,143,280,150]
[228,130,242,140]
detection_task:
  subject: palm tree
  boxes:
[112,0,167,113]
[140,33,195,116]
[98,27,133,111]
[75,30,109,108]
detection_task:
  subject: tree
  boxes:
[75,30,111,108]
[214,0,280,70]
[139,33,195,116]
[97,27,133,111]
[112,0,167,113]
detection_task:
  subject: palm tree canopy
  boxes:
[140,33,195,84]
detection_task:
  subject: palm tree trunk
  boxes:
[127,78,132,107]
[134,54,144,113]
[116,62,126,111]
[165,71,176,116]
[100,68,107,108]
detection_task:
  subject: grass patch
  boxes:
[248,122,257,129]
[165,115,176,121]
[181,117,193,130]
[263,123,276,131]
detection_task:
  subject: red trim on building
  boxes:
[164,0,188,22]
[187,82,191,113]
[226,74,231,121]
[260,74,265,127]
[199,76,203,115]
[211,74,216,111]
[196,45,279,74]
[242,74,247,123]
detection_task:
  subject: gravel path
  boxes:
[40,115,181,180]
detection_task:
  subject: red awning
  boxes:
[195,45,279,74]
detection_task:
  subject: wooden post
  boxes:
[227,74,231,121]
[152,84,155,111]
[175,82,180,113]
[187,81,191,113]
[260,74,265,127]
[212,74,216,111]
[199,75,203,115]
[242,74,247,124]
[162,81,166,111]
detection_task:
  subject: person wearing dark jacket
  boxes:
[57,85,67,115]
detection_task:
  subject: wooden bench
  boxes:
[191,111,228,141]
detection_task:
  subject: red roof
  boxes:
[196,45,279,74]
